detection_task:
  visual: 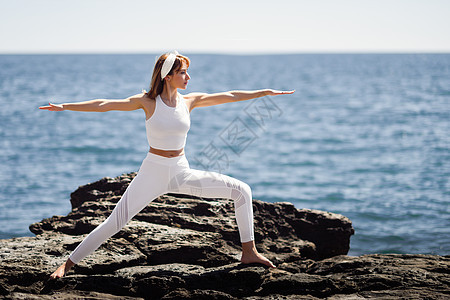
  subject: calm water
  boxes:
[0,54,449,256]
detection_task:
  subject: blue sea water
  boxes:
[0,54,449,256]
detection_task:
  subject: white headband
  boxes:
[160,50,179,80]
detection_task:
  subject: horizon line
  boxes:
[1,50,449,56]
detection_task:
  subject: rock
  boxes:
[69,173,136,210]
[29,173,354,262]
[7,291,142,299]
[161,289,237,299]
[1,172,448,299]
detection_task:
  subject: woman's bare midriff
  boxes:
[149,147,185,157]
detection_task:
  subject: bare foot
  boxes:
[241,252,276,268]
[49,258,75,280]
[240,240,276,268]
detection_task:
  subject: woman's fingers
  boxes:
[39,103,64,111]
[268,89,295,96]
[277,90,295,95]
[39,102,52,110]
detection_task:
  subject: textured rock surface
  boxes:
[1,172,448,299]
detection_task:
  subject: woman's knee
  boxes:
[240,181,252,200]
[230,180,252,201]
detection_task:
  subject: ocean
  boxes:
[0,53,448,256]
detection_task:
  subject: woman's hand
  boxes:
[39,103,65,111]
[265,89,295,96]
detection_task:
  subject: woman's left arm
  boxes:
[187,89,295,110]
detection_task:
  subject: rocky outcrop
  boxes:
[0,172,448,299]
[29,172,354,262]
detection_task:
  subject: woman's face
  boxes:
[168,61,190,89]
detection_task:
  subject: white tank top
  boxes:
[145,93,191,150]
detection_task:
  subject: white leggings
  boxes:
[69,152,255,264]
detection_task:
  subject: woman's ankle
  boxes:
[66,258,75,268]
[241,240,257,254]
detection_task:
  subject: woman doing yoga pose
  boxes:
[39,51,294,279]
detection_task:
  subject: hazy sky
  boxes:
[1,0,449,54]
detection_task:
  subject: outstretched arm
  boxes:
[39,94,144,112]
[186,89,295,110]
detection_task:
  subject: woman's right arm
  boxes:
[39,94,144,112]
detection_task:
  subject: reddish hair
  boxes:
[146,53,190,99]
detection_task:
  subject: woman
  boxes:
[40,51,295,279]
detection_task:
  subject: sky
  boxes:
[0,0,449,54]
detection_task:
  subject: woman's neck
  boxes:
[160,86,178,105]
